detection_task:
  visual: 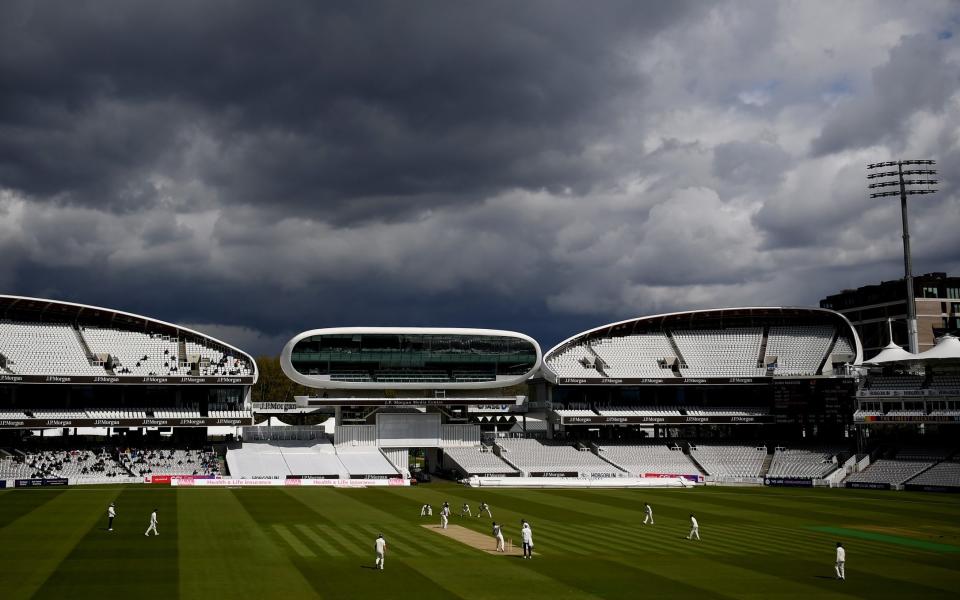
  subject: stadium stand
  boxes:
[591,334,677,378]
[767,447,843,478]
[0,447,133,482]
[766,325,834,376]
[905,462,960,488]
[82,327,181,376]
[845,460,933,486]
[672,328,766,377]
[495,438,623,476]
[185,340,252,376]
[865,376,923,389]
[121,448,220,476]
[930,375,960,389]
[334,449,399,477]
[443,446,519,475]
[0,321,105,375]
[689,444,767,477]
[595,443,700,477]
[545,344,600,377]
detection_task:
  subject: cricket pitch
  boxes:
[422,524,526,556]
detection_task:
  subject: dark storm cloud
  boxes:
[0,0,699,220]
[1,1,958,357]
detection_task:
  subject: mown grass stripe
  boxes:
[355,523,423,557]
[810,526,960,553]
[271,524,315,558]
[294,524,344,557]
[561,522,698,556]
[315,523,367,555]
[517,525,594,555]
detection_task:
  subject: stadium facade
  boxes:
[535,307,861,441]
[0,295,256,435]
[820,271,960,355]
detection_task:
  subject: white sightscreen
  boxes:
[376,413,440,447]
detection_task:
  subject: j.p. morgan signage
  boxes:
[0,417,254,429]
[0,374,253,385]
[560,415,773,425]
[556,377,770,386]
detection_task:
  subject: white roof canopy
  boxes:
[863,341,916,365]
[914,335,960,362]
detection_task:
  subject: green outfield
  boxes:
[1,484,959,599]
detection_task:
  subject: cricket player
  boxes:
[521,520,534,559]
[834,543,845,581]
[477,501,492,518]
[145,508,159,536]
[374,534,387,571]
[441,503,450,529]
[642,502,653,525]
[492,522,505,552]
[460,502,472,517]
[107,502,116,531]
[687,514,700,540]
[420,504,429,517]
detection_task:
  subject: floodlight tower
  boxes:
[867,160,937,354]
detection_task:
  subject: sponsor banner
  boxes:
[286,474,339,480]
[764,477,814,487]
[14,477,69,488]
[530,471,579,478]
[146,474,216,484]
[0,417,254,429]
[845,481,891,490]
[561,415,773,425]
[556,377,771,386]
[174,477,408,488]
[644,472,703,483]
[858,389,960,398]
[903,484,960,493]
[0,373,252,385]
[856,415,960,424]
[304,397,524,407]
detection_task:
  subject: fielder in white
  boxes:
[374,534,387,571]
[476,501,492,518]
[144,508,159,536]
[107,502,116,531]
[642,502,653,525]
[460,502,472,517]
[420,504,431,517]
[687,514,700,540]
[441,504,450,529]
[521,520,534,559]
[492,522,505,552]
[834,543,846,581]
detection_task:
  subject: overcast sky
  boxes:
[1,1,958,356]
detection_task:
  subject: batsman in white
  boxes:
[686,513,700,540]
[144,508,159,536]
[834,542,846,581]
[440,503,450,529]
[374,533,387,571]
[492,521,505,552]
[642,502,653,525]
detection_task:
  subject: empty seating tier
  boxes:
[845,460,933,486]
[495,438,623,476]
[766,325,834,376]
[443,447,519,475]
[690,444,767,477]
[597,444,699,477]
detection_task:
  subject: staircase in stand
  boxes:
[665,330,688,369]
[74,326,111,373]
[757,326,769,369]
[759,450,774,478]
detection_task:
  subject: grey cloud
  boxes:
[812,33,959,155]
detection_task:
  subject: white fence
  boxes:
[335,425,377,447]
